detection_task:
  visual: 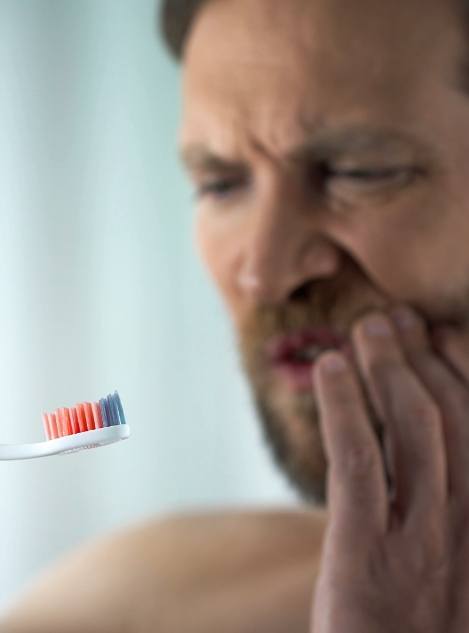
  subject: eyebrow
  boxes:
[179,125,427,172]
[180,145,247,172]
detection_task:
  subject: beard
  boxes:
[235,257,469,506]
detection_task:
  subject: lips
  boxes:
[265,327,351,391]
[263,310,461,389]
[266,327,347,364]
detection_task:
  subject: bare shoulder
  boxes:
[1,507,327,633]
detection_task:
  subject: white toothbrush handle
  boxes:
[0,425,130,460]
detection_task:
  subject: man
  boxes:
[4,0,469,630]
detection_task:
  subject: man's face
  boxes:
[179,0,469,502]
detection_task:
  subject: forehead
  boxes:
[180,0,465,157]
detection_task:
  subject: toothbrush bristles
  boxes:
[43,391,126,440]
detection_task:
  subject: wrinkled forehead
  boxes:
[183,0,460,78]
[180,0,465,154]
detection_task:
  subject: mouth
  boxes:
[264,313,461,392]
[266,327,353,392]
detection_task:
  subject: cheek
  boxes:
[350,200,469,300]
[194,209,242,312]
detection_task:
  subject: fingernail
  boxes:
[364,314,393,337]
[320,351,348,374]
[390,306,418,331]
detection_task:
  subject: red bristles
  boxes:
[49,412,59,439]
[69,407,79,434]
[91,402,104,429]
[76,403,87,433]
[43,399,104,440]
[42,413,51,440]
[83,403,94,431]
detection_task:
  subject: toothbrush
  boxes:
[0,391,130,461]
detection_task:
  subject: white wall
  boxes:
[0,0,297,608]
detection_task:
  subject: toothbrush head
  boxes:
[0,391,130,461]
[43,391,127,439]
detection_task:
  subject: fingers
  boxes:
[391,307,469,500]
[351,313,447,529]
[316,303,465,539]
[314,352,388,542]
[433,325,469,381]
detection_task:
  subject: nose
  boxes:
[237,204,343,305]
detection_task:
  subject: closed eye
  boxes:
[194,167,420,200]
[328,166,418,185]
[195,177,247,200]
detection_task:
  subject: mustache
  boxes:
[237,270,469,358]
[238,263,383,351]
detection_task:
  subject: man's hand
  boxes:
[311,306,469,633]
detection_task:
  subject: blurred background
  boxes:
[0,0,297,609]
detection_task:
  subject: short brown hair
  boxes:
[159,0,208,60]
[159,0,469,86]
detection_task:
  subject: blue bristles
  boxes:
[114,391,126,424]
[107,394,117,425]
[99,391,126,427]
[99,398,109,426]
[104,396,112,425]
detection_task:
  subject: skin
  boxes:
[311,309,469,630]
[180,0,469,629]
[4,0,469,630]
[180,0,469,504]
[2,510,326,633]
